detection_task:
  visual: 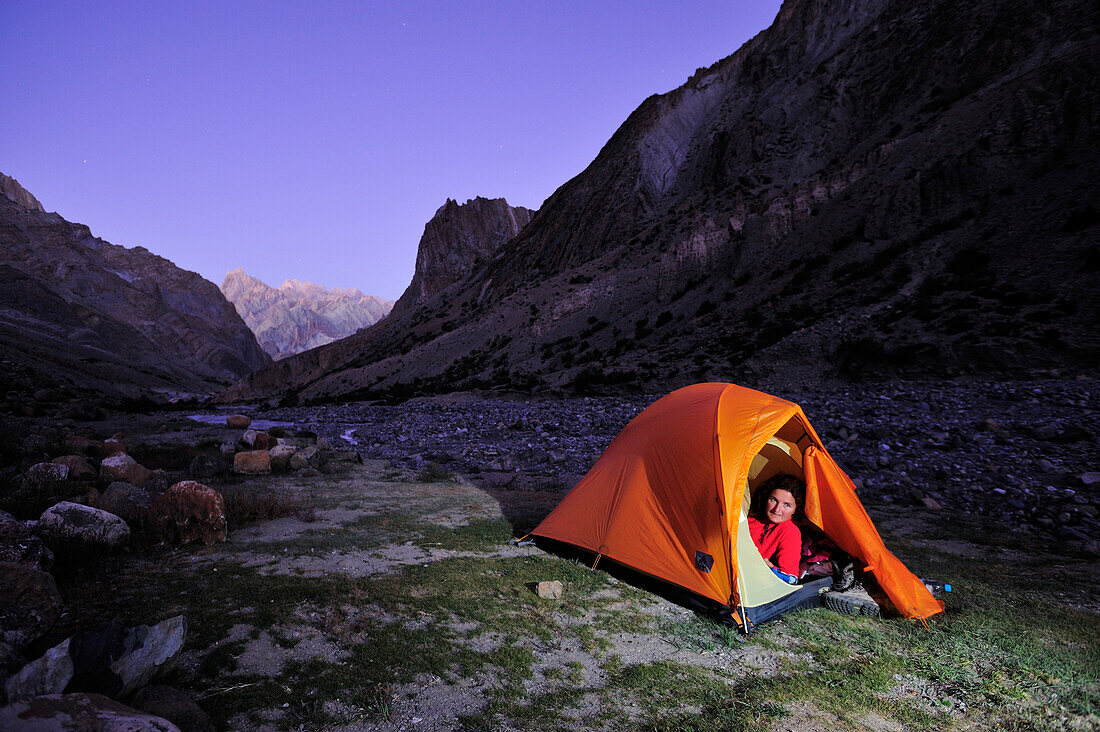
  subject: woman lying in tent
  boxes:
[747,474,805,585]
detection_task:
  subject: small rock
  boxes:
[1036,517,1054,528]
[1080,472,1100,486]
[1034,424,1060,441]
[131,685,216,732]
[99,453,151,486]
[534,580,563,600]
[268,445,298,472]
[226,414,251,429]
[232,450,271,475]
[324,449,362,464]
[37,501,131,551]
[0,693,181,731]
[50,456,95,481]
[1057,512,1072,524]
[149,482,226,545]
[920,497,942,510]
[289,446,322,471]
[239,429,260,448]
[4,638,73,703]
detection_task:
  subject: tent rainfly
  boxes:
[531,383,944,631]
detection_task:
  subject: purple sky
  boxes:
[3,1,781,300]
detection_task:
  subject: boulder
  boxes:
[98,438,128,458]
[149,482,226,545]
[253,432,277,450]
[61,435,102,457]
[1080,472,1100,486]
[0,693,181,731]
[37,501,131,552]
[232,450,271,475]
[226,414,251,429]
[289,446,322,471]
[268,445,298,472]
[50,455,95,481]
[0,510,54,571]
[99,453,151,486]
[4,638,73,703]
[0,562,62,652]
[96,483,156,531]
[0,640,20,678]
[26,463,69,485]
[68,616,187,698]
[240,430,278,451]
[187,453,228,479]
[131,685,216,732]
[20,434,53,458]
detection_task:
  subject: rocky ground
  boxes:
[0,377,1097,730]
[265,379,1100,550]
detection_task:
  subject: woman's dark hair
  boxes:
[751,474,806,520]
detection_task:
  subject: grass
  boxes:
[48,463,1100,731]
[222,485,317,526]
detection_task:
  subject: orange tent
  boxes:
[532,383,943,631]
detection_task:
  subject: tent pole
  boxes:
[736,567,751,636]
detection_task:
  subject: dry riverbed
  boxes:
[50,456,1099,731]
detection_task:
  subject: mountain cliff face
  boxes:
[0,177,270,400]
[0,174,44,213]
[390,197,535,317]
[221,269,393,360]
[223,0,1100,405]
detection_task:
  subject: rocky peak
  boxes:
[391,197,535,316]
[0,173,46,212]
[220,269,393,360]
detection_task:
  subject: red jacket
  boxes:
[747,516,802,577]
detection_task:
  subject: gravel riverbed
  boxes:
[266,378,1100,550]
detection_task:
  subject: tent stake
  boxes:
[591,553,602,571]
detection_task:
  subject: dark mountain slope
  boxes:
[0,177,270,401]
[223,0,1099,404]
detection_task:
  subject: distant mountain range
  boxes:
[222,0,1100,405]
[220,269,392,360]
[0,174,270,401]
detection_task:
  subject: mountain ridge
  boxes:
[221,0,1100,405]
[220,268,392,360]
[0,175,271,401]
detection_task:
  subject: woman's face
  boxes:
[765,488,797,524]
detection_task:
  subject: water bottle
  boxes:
[921,578,952,594]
